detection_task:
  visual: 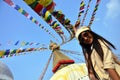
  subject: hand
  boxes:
[73,20,80,33]
[89,71,98,80]
[74,20,80,28]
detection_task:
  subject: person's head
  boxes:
[75,26,93,45]
[75,26,116,58]
[75,26,116,49]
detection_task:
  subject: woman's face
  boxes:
[79,31,93,44]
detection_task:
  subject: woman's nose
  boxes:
[83,37,88,40]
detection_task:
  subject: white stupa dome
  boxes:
[0,61,14,80]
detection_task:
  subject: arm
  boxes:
[106,68,120,80]
[89,70,98,80]
[73,20,80,33]
[100,42,120,80]
[113,54,120,65]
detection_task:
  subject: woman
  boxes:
[74,22,120,80]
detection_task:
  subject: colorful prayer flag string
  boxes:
[3,0,58,42]
[52,10,75,42]
[0,47,48,58]
[0,40,47,47]
[88,0,101,27]
[78,0,85,20]
[81,0,92,27]
[23,0,67,44]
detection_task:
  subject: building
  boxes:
[0,61,14,80]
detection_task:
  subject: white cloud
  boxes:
[106,0,120,18]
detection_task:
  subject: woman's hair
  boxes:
[79,30,116,60]
[79,30,116,79]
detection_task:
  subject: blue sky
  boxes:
[0,0,120,80]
